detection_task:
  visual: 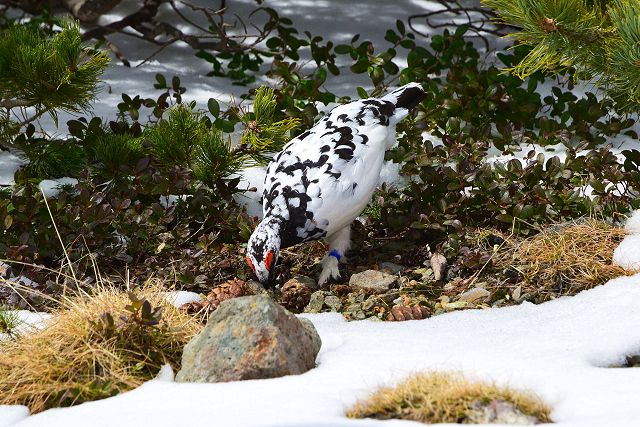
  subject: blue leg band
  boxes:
[329,249,342,261]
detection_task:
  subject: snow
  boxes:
[164,291,203,308]
[0,407,28,427]
[0,310,52,341]
[613,210,640,271]
[37,177,78,198]
[0,151,25,186]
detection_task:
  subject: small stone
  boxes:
[304,290,329,313]
[379,262,405,275]
[413,268,433,281]
[465,399,540,424]
[430,252,448,281]
[349,270,397,292]
[324,295,342,312]
[512,285,522,301]
[0,261,12,279]
[343,303,366,320]
[458,287,490,304]
[291,275,317,289]
[246,279,267,295]
[176,295,321,383]
[362,295,378,311]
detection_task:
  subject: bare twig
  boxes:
[408,0,517,50]
[0,99,32,109]
[80,0,278,65]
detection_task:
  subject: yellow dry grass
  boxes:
[495,219,631,299]
[0,279,201,413]
[346,371,551,424]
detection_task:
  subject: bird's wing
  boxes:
[262,102,391,246]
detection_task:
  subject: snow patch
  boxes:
[38,178,78,198]
[0,310,52,341]
[0,406,29,427]
[0,151,25,186]
[164,291,202,308]
[155,365,175,382]
[613,210,640,271]
[623,210,640,234]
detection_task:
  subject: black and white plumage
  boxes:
[246,83,425,285]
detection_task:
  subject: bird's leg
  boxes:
[318,225,351,286]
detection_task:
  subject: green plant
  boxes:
[0,19,109,142]
[0,282,200,412]
[483,0,640,110]
[0,307,20,337]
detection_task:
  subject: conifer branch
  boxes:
[483,0,640,110]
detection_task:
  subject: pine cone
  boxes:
[179,301,206,314]
[386,305,432,321]
[401,245,432,267]
[280,279,312,313]
[204,278,253,312]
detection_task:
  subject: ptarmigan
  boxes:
[246,83,425,285]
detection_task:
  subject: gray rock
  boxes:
[379,262,405,275]
[304,290,329,313]
[176,295,321,383]
[298,317,322,354]
[430,252,448,281]
[465,399,540,424]
[324,295,342,312]
[0,261,12,279]
[349,270,397,292]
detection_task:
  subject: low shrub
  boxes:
[493,219,632,299]
[347,371,551,424]
[0,280,200,413]
[0,306,20,336]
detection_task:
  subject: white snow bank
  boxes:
[0,151,25,186]
[164,291,202,308]
[0,407,29,427]
[613,210,640,271]
[7,272,640,427]
[38,178,78,198]
[623,209,640,234]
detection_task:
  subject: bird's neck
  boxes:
[258,215,284,248]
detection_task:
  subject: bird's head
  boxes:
[246,219,281,286]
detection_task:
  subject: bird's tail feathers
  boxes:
[381,82,425,125]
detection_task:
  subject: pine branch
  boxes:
[240,86,300,160]
[483,0,640,110]
[0,20,109,115]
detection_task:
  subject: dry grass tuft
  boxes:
[0,279,201,413]
[495,219,631,300]
[346,371,551,424]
